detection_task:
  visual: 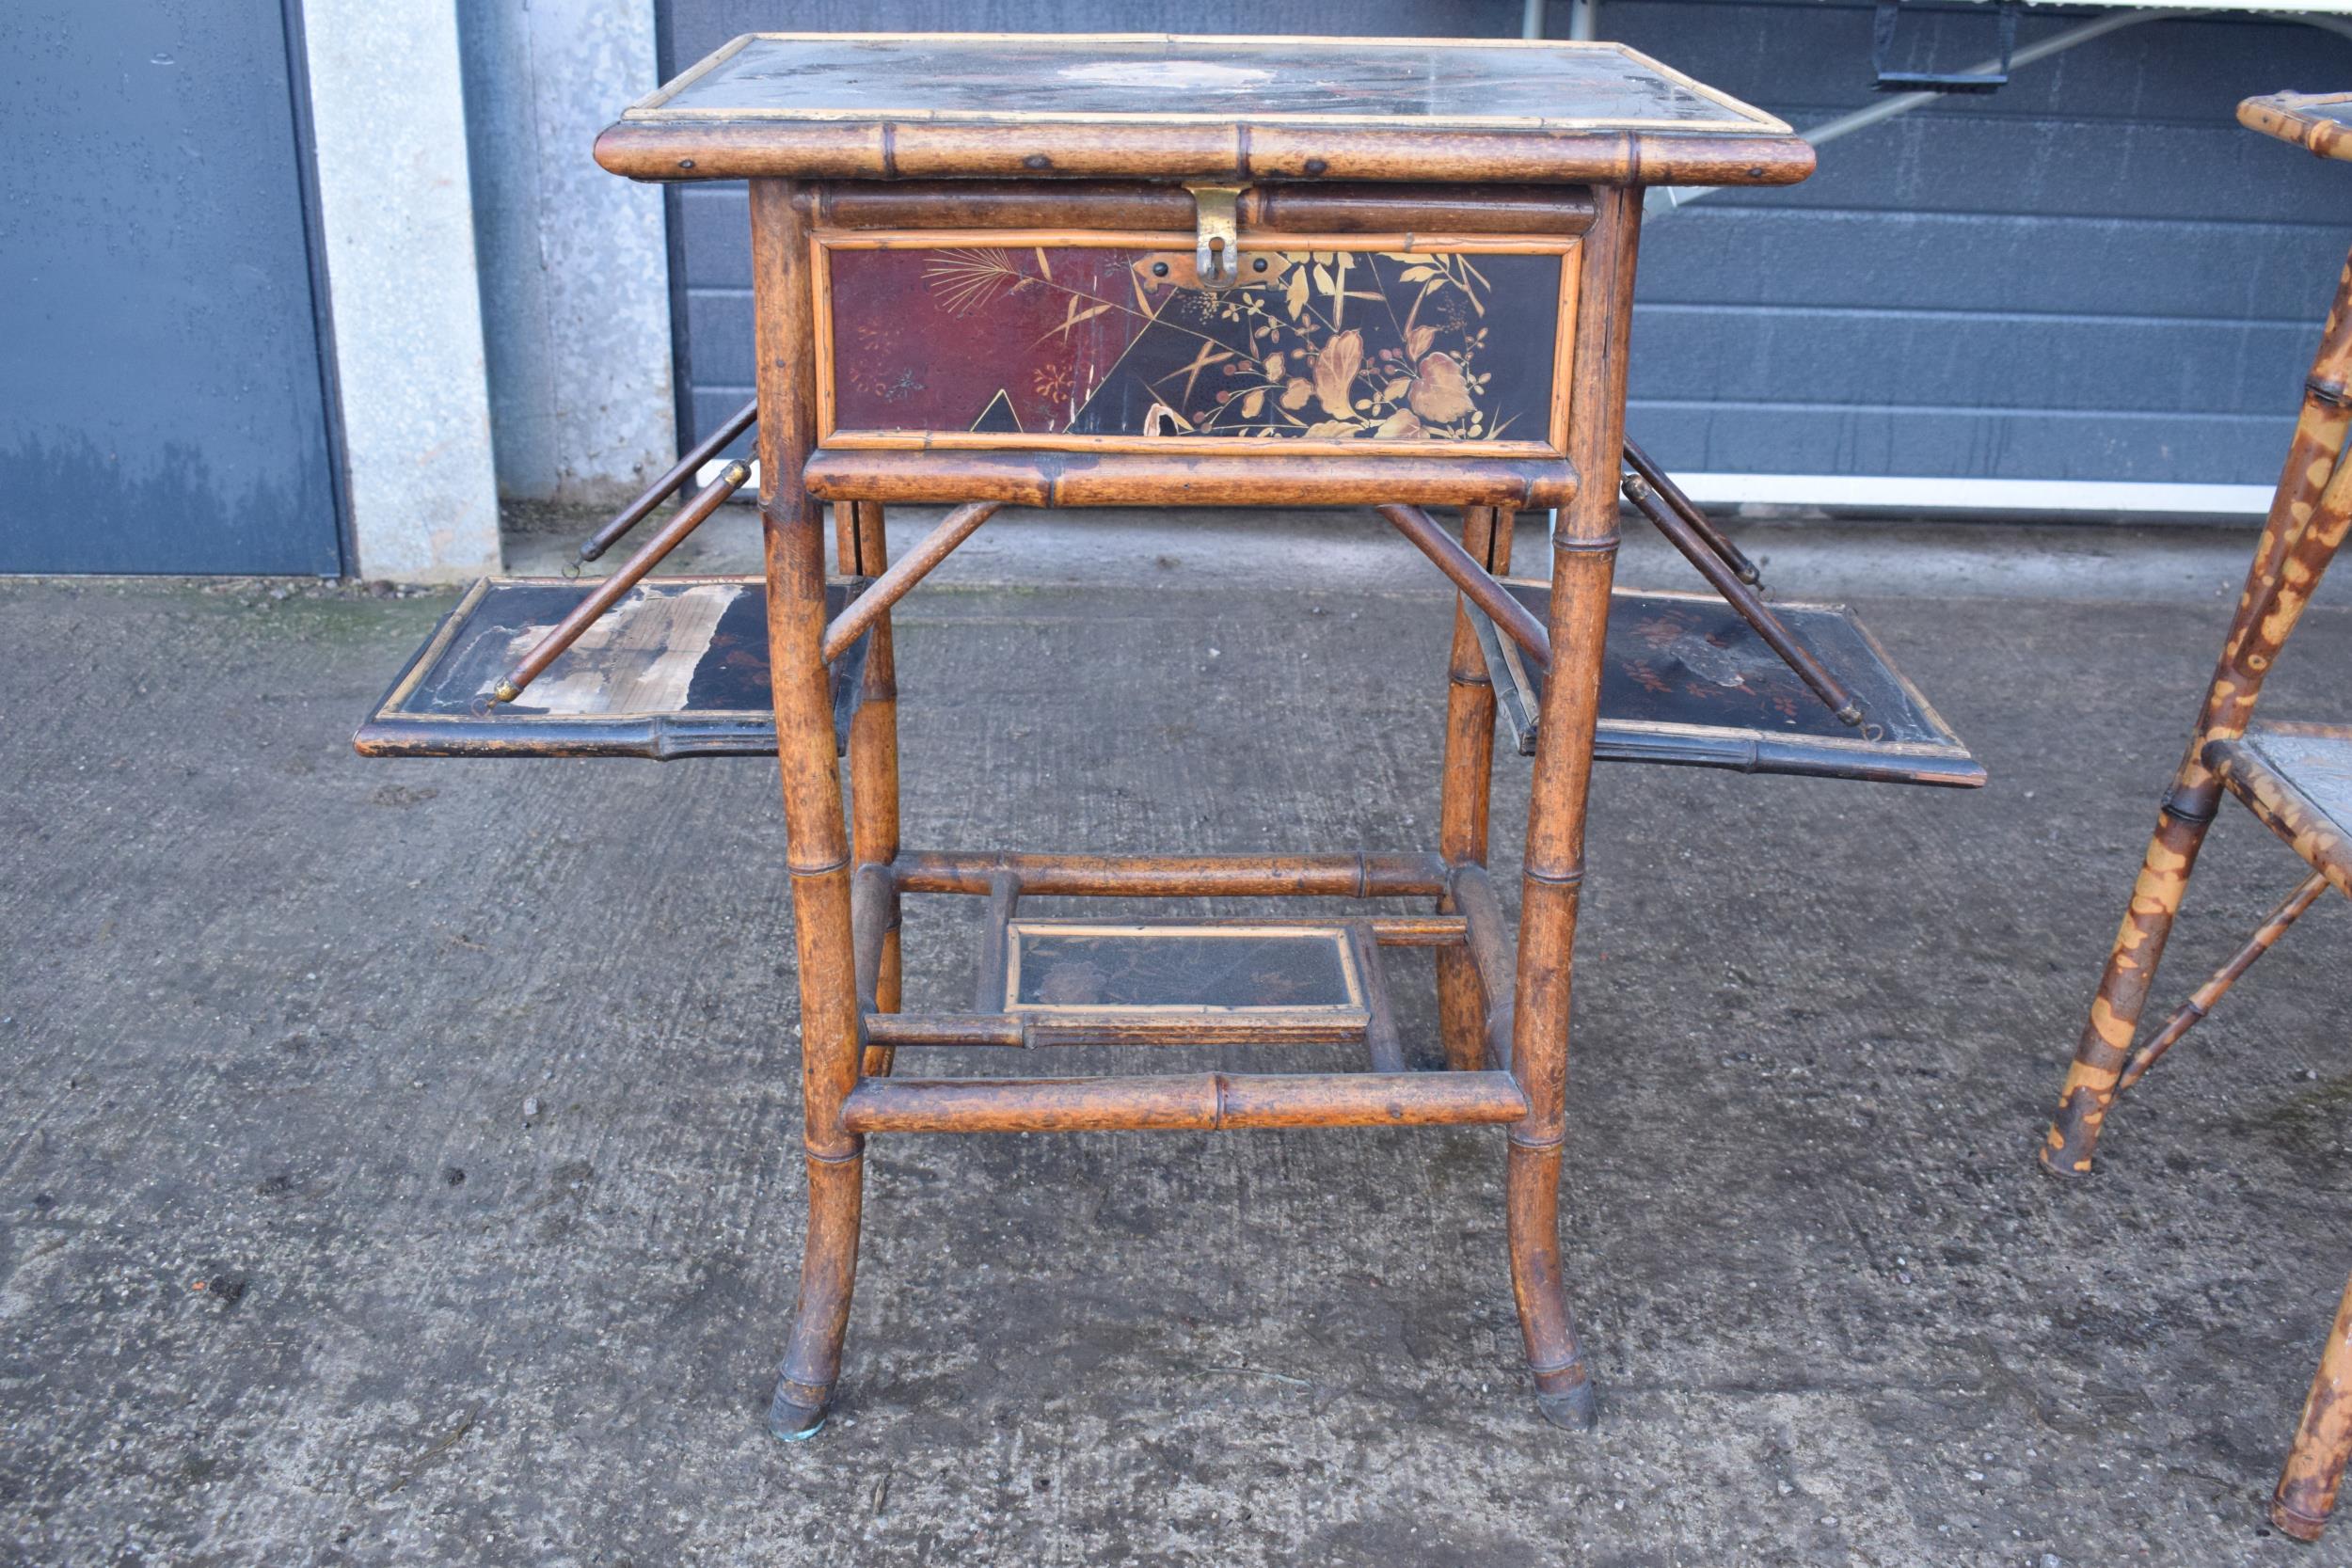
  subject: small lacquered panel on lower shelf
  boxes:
[815,230,1576,455]
[353,577,868,760]
[1004,920,1366,1014]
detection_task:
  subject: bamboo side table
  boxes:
[359,32,1979,1442]
[2042,87,2352,1544]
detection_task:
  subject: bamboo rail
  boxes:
[579,399,759,562]
[1622,437,1760,586]
[2116,870,2330,1093]
[1376,502,1553,673]
[491,460,751,704]
[864,1010,1373,1050]
[820,500,1001,661]
[891,849,1450,898]
[839,1069,1529,1134]
[1619,469,1859,725]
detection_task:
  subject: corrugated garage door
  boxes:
[659,0,2352,490]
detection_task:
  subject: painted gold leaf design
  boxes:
[1408,351,1475,424]
[1279,377,1314,411]
[1375,408,1424,439]
[1313,330,1364,421]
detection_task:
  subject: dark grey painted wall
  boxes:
[659,0,2352,486]
[2,0,342,574]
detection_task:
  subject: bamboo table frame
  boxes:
[2042,87,2352,1544]
[587,32,1827,1441]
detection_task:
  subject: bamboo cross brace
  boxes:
[2117,869,2331,1094]
[579,399,758,562]
[1375,503,1552,673]
[890,848,1450,899]
[492,459,751,704]
[840,1069,1530,1134]
[1619,470,1861,725]
[820,500,1001,662]
[864,1011,1375,1050]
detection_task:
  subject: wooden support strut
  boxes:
[2116,869,2329,1094]
[1622,437,1760,586]
[1619,468,1861,726]
[492,460,752,704]
[891,848,1450,899]
[820,500,1001,662]
[579,398,759,562]
[1375,503,1553,673]
[865,1010,1375,1050]
[1449,863,1519,1074]
[840,1070,1530,1134]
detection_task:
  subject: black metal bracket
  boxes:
[1871,0,2019,95]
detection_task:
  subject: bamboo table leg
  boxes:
[754,178,870,1441]
[1507,186,1640,1430]
[1438,504,1506,1072]
[2042,248,2352,1176]
[2276,1267,2352,1541]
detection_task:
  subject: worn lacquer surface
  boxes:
[643,34,1772,129]
[1005,922,1362,1012]
[353,578,866,758]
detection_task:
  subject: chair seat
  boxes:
[2206,721,2352,891]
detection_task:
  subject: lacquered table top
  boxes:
[628,33,1788,132]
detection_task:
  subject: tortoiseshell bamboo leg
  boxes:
[2275,1268,2352,1542]
[1507,188,1639,1431]
[2116,870,2328,1094]
[753,179,867,1442]
[1438,505,1505,1072]
[2045,247,2352,1176]
[850,500,904,1079]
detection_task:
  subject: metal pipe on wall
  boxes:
[1647,8,2196,217]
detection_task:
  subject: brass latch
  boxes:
[1186,184,1243,291]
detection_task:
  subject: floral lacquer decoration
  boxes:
[879,243,1554,445]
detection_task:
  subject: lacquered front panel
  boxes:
[816,232,1574,452]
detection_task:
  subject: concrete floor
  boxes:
[9,510,2352,1564]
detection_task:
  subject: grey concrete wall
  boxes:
[304,0,501,581]
[461,1,676,504]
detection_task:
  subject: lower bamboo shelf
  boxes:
[354,577,870,759]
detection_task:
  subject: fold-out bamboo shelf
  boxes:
[1468,581,1982,786]
[355,577,870,759]
[358,573,1975,787]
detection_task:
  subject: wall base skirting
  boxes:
[1672,472,2275,522]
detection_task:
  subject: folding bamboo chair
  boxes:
[2042,87,2352,1546]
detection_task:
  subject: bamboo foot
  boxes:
[1534,1372,1598,1432]
[2038,1090,2106,1180]
[766,1379,830,1443]
[2270,1496,2328,1544]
